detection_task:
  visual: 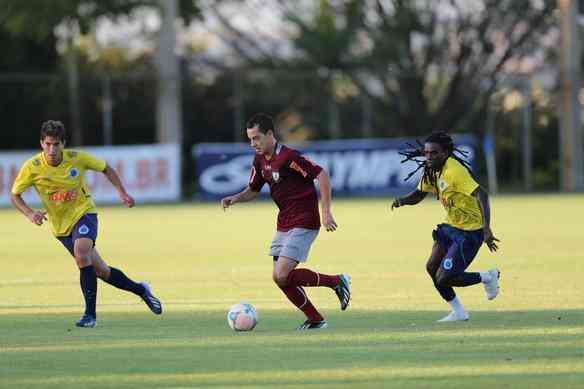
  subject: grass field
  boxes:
[1,194,583,388]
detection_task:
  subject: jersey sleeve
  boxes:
[11,161,33,195]
[452,163,479,195]
[78,151,107,172]
[248,158,265,192]
[288,151,322,180]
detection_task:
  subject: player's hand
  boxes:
[120,192,135,208]
[322,211,337,232]
[27,210,47,226]
[390,198,402,211]
[483,227,500,252]
[221,196,237,210]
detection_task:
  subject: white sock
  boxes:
[448,296,466,314]
[480,271,491,283]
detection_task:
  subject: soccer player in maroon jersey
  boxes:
[221,113,351,330]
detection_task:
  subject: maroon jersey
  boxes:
[249,144,322,232]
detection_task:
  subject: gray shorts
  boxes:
[269,228,319,262]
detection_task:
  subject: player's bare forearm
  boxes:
[236,186,259,203]
[11,193,33,217]
[103,164,128,195]
[391,190,427,210]
[473,186,491,228]
[316,170,338,231]
[316,170,333,213]
[103,164,135,207]
[222,186,258,209]
[11,193,47,225]
[473,186,500,251]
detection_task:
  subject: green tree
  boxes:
[1,0,201,39]
[209,0,556,136]
[0,0,202,147]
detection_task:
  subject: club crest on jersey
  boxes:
[438,179,448,191]
[78,225,90,235]
[272,171,281,182]
[69,168,79,178]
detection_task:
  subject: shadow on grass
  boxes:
[1,309,583,389]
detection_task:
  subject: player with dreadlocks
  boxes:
[391,131,501,322]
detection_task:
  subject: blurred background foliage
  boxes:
[0,0,564,190]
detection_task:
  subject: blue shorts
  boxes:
[57,213,98,257]
[432,223,484,274]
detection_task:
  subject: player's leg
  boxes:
[273,255,327,329]
[277,228,351,310]
[435,228,500,300]
[429,226,469,322]
[90,249,162,315]
[73,237,98,327]
[434,229,495,290]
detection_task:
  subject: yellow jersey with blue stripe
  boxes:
[11,150,106,237]
[418,157,483,231]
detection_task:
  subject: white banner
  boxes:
[0,143,181,207]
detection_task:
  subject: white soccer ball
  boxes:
[227,302,258,331]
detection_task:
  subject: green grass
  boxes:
[1,194,583,388]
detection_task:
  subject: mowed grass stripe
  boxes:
[1,195,583,388]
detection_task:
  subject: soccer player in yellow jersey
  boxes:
[391,131,500,322]
[11,120,162,328]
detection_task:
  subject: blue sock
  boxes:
[79,265,97,317]
[105,267,145,296]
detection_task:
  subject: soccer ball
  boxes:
[227,302,258,331]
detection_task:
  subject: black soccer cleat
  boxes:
[334,273,351,311]
[140,282,162,315]
[75,314,97,328]
[297,319,328,331]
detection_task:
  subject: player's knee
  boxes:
[74,253,91,268]
[426,263,436,277]
[435,271,453,288]
[94,265,109,279]
[272,271,289,287]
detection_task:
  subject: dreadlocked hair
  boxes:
[398,131,472,199]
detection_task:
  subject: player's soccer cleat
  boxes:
[334,273,351,311]
[75,314,97,328]
[140,282,163,315]
[482,268,500,300]
[436,311,469,322]
[297,319,328,330]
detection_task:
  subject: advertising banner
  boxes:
[0,143,181,206]
[193,136,476,199]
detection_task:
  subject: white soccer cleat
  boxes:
[482,268,500,300]
[436,311,470,323]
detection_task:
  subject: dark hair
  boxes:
[399,130,472,197]
[40,120,66,142]
[246,113,276,136]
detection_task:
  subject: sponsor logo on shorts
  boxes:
[78,225,90,235]
[443,257,453,270]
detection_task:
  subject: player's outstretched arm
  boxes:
[221,186,259,210]
[391,190,427,211]
[316,170,337,232]
[10,193,47,226]
[102,164,135,207]
[473,186,500,252]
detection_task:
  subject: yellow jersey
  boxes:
[11,150,106,237]
[418,157,483,231]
